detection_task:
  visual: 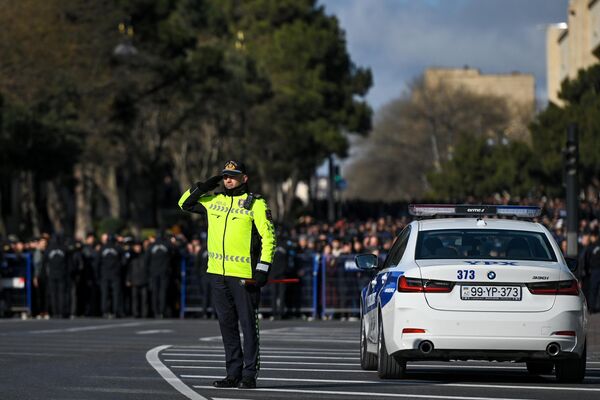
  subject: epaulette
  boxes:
[242,193,262,210]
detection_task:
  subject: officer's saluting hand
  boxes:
[178,160,276,389]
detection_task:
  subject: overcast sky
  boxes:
[320,0,569,112]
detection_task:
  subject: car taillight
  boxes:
[552,330,576,336]
[398,276,454,293]
[526,280,579,296]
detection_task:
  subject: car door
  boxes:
[366,226,411,343]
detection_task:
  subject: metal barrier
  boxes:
[321,254,371,319]
[258,253,319,319]
[180,252,320,319]
[180,255,213,318]
[0,253,32,316]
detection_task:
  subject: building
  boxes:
[424,67,536,141]
[547,0,600,105]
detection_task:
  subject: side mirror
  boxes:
[355,253,378,271]
[565,257,578,272]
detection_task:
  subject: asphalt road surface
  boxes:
[1,317,599,400]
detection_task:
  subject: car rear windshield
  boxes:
[415,229,557,261]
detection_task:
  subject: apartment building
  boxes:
[547,0,600,105]
[424,67,535,141]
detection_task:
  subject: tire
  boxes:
[360,312,377,370]
[555,342,586,383]
[377,312,406,379]
[526,361,554,375]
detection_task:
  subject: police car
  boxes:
[356,205,588,382]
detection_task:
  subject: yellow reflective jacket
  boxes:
[178,184,276,279]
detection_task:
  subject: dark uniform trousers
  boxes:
[210,273,261,380]
[101,275,122,316]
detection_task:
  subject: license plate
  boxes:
[461,285,522,301]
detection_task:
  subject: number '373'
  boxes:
[457,270,475,280]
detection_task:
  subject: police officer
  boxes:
[81,233,99,316]
[190,238,211,318]
[178,160,276,389]
[127,241,149,318]
[44,234,69,318]
[146,232,173,318]
[96,234,124,317]
[586,229,600,313]
[68,240,85,317]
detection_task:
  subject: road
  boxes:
[0,317,599,400]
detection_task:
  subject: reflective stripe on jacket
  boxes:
[178,188,276,279]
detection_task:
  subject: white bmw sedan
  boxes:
[356,205,588,383]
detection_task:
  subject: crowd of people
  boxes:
[0,231,200,319]
[1,197,600,319]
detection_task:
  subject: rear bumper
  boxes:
[381,293,587,360]
[393,339,578,362]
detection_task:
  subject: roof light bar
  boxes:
[409,204,541,218]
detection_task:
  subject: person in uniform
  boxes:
[127,241,149,318]
[96,234,124,318]
[145,231,173,318]
[44,234,69,318]
[178,160,276,389]
[586,229,600,313]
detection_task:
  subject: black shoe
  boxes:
[213,377,240,388]
[237,377,256,389]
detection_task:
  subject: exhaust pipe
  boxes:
[546,342,560,357]
[418,340,434,355]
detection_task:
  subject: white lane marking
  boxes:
[0,351,72,357]
[168,349,358,355]
[173,366,373,373]
[163,353,358,360]
[168,364,600,373]
[136,330,174,335]
[198,336,355,344]
[172,346,359,352]
[28,322,150,334]
[198,327,292,342]
[65,386,176,395]
[185,374,600,393]
[443,383,600,392]
[164,359,359,366]
[146,345,208,400]
[183,375,380,384]
[191,385,530,400]
[255,338,357,343]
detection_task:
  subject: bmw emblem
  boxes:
[487,271,496,280]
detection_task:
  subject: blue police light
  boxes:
[496,205,541,218]
[409,204,541,218]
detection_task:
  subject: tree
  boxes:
[345,76,511,200]
[0,0,372,234]
[224,0,372,219]
[530,64,600,195]
[427,134,539,200]
[0,92,81,236]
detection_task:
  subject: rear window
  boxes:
[415,229,557,261]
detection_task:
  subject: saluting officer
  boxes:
[178,160,276,389]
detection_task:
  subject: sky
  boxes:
[320,0,570,112]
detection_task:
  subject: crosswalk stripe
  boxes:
[162,353,358,360]
[191,385,530,400]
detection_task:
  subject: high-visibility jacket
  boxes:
[178,185,276,279]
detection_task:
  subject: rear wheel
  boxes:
[377,313,406,379]
[555,342,586,383]
[360,312,377,370]
[526,361,554,375]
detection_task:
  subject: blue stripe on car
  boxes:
[380,271,403,308]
